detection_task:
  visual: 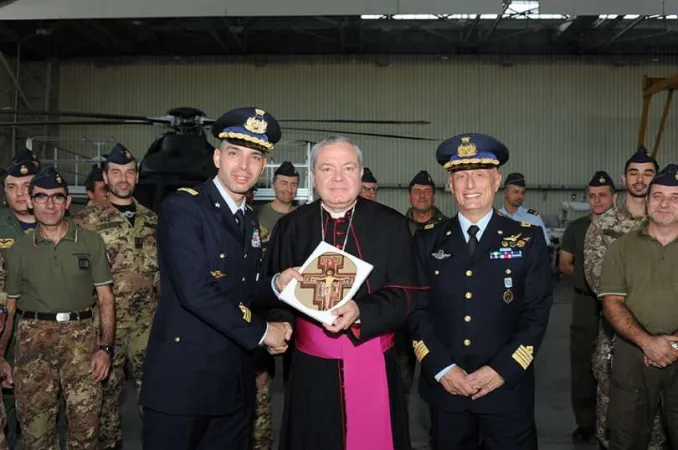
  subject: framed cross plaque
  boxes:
[278,241,373,325]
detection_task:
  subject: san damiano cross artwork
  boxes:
[296,253,357,311]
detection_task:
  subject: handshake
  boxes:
[263,322,293,355]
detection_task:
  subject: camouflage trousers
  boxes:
[99,322,150,449]
[592,326,666,449]
[252,372,272,450]
[14,318,102,450]
[0,393,7,450]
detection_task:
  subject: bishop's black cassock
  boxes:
[265,197,426,450]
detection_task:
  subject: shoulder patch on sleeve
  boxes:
[177,187,199,196]
[527,208,538,215]
[520,221,532,228]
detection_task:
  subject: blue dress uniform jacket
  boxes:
[409,212,553,413]
[139,180,277,417]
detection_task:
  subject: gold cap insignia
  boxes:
[124,151,132,159]
[56,174,62,184]
[245,110,268,135]
[457,136,477,158]
[599,176,606,183]
[19,165,28,175]
[675,173,678,181]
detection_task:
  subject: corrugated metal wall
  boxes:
[0,55,16,167]
[58,56,678,221]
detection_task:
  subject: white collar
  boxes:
[457,209,494,242]
[212,177,246,215]
[321,201,356,219]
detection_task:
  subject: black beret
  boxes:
[275,161,298,178]
[362,167,377,183]
[650,164,678,187]
[436,133,509,172]
[30,166,68,192]
[105,143,136,165]
[6,148,40,178]
[588,171,615,190]
[211,107,281,152]
[625,147,658,169]
[504,172,525,188]
[409,170,435,189]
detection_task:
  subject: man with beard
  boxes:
[583,147,665,448]
[265,136,426,450]
[5,167,114,450]
[499,173,551,247]
[360,167,378,201]
[559,171,616,445]
[252,160,299,450]
[408,133,552,449]
[598,164,678,449]
[0,149,40,449]
[140,107,299,450]
[406,170,447,236]
[72,144,159,449]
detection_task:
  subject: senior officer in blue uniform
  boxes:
[407,133,553,449]
[139,107,302,450]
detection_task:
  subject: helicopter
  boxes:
[0,107,436,209]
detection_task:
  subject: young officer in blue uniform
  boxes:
[139,107,301,450]
[408,133,554,449]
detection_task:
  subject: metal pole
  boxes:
[43,59,53,161]
[10,44,20,156]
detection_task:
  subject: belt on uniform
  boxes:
[17,308,93,322]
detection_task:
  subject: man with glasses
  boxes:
[4,166,114,450]
[0,149,40,449]
[73,144,159,450]
[359,167,378,201]
[406,170,447,236]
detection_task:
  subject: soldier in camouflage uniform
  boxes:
[4,167,115,450]
[583,148,665,449]
[72,144,159,450]
[0,252,11,450]
[253,161,299,450]
[0,150,41,449]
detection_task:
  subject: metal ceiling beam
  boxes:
[203,20,229,53]
[89,22,133,53]
[0,52,34,113]
[479,2,511,45]
[220,18,246,53]
[599,15,646,47]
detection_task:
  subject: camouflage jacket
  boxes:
[583,201,645,295]
[72,200,158,325]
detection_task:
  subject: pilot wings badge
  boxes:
[431,250,451,260]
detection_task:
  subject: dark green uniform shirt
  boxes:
[406,206,448,236]
[599,222,678,335]
[5,220,113,313]
[560,215,592,292]
[0,207,32,256]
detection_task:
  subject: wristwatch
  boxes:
[98,345,115,357]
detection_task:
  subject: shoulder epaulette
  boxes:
[527,208,538,215]
[521,221,532,228]
[246,204,253,211]
[177,187,199,196]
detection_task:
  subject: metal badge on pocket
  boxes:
[77,255,90,270]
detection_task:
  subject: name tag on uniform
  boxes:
[135,237,144,249]
[77,255,90,270]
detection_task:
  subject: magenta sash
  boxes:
[295,318,395,450]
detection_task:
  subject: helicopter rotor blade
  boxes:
[0,119,155,127]
[279,119,430,125]
[0,108,171,124]
[285,127,440,142]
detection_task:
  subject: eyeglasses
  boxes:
[31,193,67,205]
[361,186,377,193]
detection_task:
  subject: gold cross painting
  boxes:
[279,241,374,325]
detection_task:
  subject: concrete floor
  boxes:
[115,277,584,449]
